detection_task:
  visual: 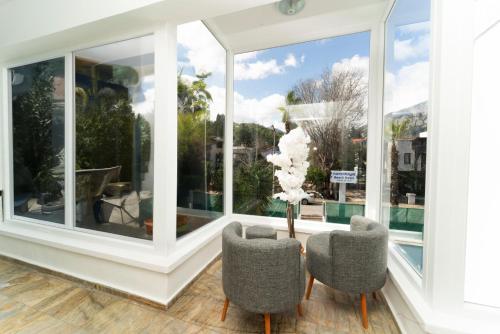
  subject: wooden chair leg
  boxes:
[361,293,368,329]
[264,313,271,334]
[297,303,303,317]
[372,291,377,300]
[221,297,229,321]
[306,275,314,300]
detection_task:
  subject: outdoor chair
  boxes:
[305,215,388,329]
[75,166,121,223]
[221,222,305,334]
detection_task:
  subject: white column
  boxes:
[365,23,384,221]
[153,23,177,256]
[224,50,234,216]
[423,0,474,312]
[464,0,500,308]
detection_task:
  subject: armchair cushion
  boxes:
[305,232,334,287]
[222,222,305,314]
[305,216,388,294]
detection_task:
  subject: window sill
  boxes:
[232,213,350,234]
[0,219,169,272]
[0,214,231,274]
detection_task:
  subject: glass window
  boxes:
[74,36,154,240]
[176,21,226,238]
[382,0,431,275]
[11,58,65,224]
[233,32,370,224]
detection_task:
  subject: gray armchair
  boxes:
[305,215,388,329]
[221,222,305,334]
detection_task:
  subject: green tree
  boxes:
[306,166,327,191]
[233,159,273,215]
[177,72,226,210]
[12,59,64,198]
[75,84,135,180]
[387,119,410,205]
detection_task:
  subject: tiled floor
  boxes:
[0,257,400,333]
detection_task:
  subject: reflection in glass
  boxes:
[232,32,370,223]
[382,0,431,275]
[75,36,154,240]
[11,58,65,224]
[177,21,226,238]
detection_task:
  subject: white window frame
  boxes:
[228,27,383,234]
[0,21,232,263]
[173,21,231,250]
[3,54,71,230]
[0,28,170,257]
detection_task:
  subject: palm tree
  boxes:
[278,91,301,134]
[388,119,410,205]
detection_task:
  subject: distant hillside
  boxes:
[385,101,428,137]
[234,122,284,149]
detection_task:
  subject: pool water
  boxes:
[395,243,423,275]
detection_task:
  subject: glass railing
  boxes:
[389,207,424,232]
[325,202,365,225]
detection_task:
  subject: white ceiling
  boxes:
[207,0,388,53]
[212,0,386,35]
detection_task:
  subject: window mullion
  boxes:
[1,68,13,221]
[64,53,75,229]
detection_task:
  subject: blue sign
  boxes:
[330,170,357,184]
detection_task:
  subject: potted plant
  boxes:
[267,127,310,238]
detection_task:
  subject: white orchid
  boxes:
[267,127,311,205]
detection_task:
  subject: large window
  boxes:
[382,0,431,275]
[10,58,65,224]
[74,36,155,240]
[233,32,370,223]
[176,21,226,238]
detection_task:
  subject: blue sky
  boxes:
[383,0,430,114]
[235,31,371,99]
[177,14,430,126]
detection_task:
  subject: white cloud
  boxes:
[234,91,285,130]
[284,53,298,67]
[132,75,154,116]
[384,61,429,114]
[234,52,301,81]
[207,85,226,121]
[300,54,306,63]
[235,51,260,62]
[179,74,197,85]
[232,55,371,129]
[234,59,284,80]
[394,33,429,61]
[398,21,430,35]
[177,21,226,75]
[332,55,370,82]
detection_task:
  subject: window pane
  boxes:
[382,0,431,275]
[176,21,226,238]
[75,36,154,240]
[11,58,65,224]
[233,32,370,223]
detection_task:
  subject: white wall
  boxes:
[0,0,277,62]
[464,0,500,309]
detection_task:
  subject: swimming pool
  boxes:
[395,243,423,276]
